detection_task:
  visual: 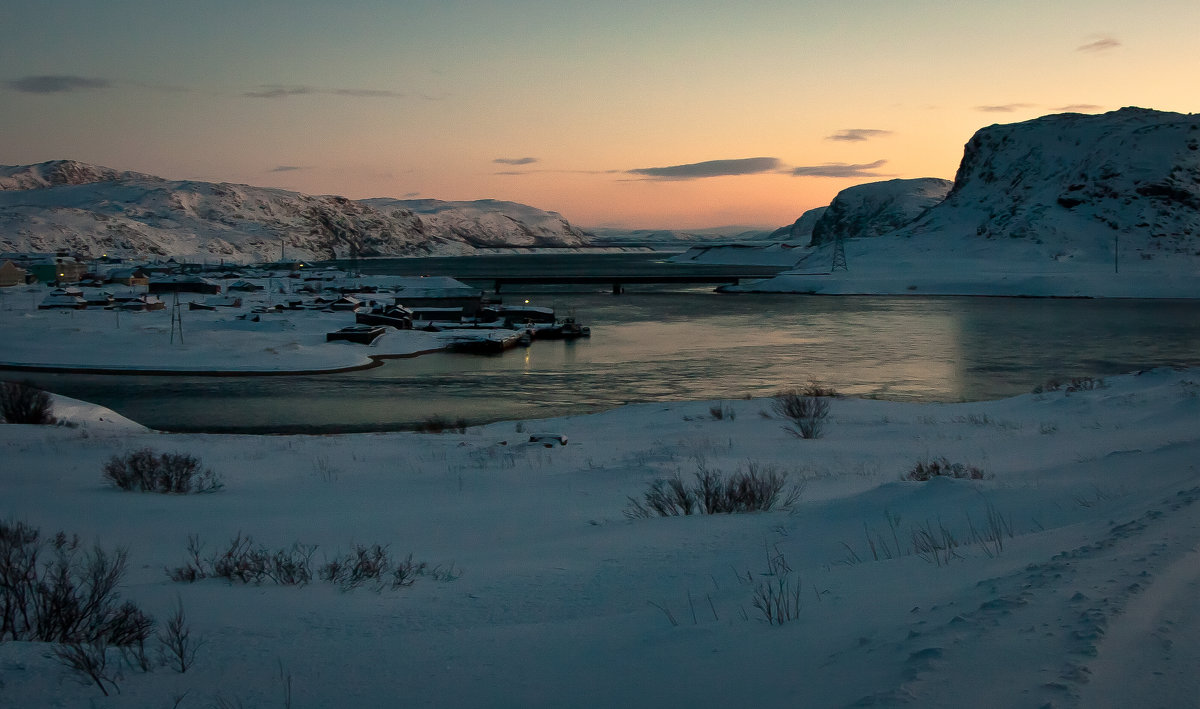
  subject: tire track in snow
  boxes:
[849,484,1200,708]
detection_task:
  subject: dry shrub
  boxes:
[771,389,831,439]
[0,521,153,646]
[0,380,55,424]
[103,449,222,493]
[905,458,985,481]
[627,463,803,518]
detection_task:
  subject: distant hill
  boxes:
[809,178,953,246]
[0,160,593,261]
[725,107,1200,296]
[893,107,1200,259]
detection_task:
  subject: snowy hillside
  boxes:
[0,160,593,261]
[767,206,827,244]
[810,178,953,245]
[722,108,1200,296]
[895,107,1200,259]
[361,197,591,248]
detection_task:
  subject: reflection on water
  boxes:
[15,293,1200,433]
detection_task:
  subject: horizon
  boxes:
[2,1,1198,230]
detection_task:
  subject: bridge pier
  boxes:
[612,282,623,295]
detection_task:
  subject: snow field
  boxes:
[0,369,1198,707]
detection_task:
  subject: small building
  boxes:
[38,289,86,310]
[227,279,265,292]
[107,268,150,287]
[111,293,165,311]
[392,277,485,317]
[28,258,86,284]
[0,260,28,287]
[83,291,115,308]
[148,275,222,295]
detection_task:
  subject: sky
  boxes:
[1,1,1198,230]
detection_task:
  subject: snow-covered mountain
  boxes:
[0,160,593,261]
[809,178,953,245]
[587,225,775,247]
[767,206,827,243]
[894,107,1200,259]
[716,108,1200,296]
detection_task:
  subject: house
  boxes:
[148,275,222,295]
[28,258,86,284]
[107,268,150,287]
[391,277,486,317]
[83,291,115,308]
[227,280,265,292]
[111,292,165,311]
[38,289,86,310]
[355,304,413,330]
[0,260,28,287]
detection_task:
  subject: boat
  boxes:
[537,317,591,340]
[444,329,523,354]
[326,325,386,344]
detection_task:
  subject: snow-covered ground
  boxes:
[0,280,516,373]
[719,234,1200,298]
[2,368,1198,707]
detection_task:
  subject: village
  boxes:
[0,251,589,373]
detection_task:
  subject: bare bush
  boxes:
[625,475,696,518]
[626,464,803,518]
[1033,376,1108,394]
[417,415,449,433]
[904,458,985,481]
[752,575,803,625]
[53,640,119,696]
[172,535,432,592]
[158,598,204,673]
[772,388,831,439]
[708,403,734,421]
[1,521,153,649]
[103,449,222,494]
[208,534,313,585]
[169,533,313,586]
[0,380,55,425]
[911,518,961,566]
[319,544,391,591]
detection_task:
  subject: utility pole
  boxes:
[170,291,184,344]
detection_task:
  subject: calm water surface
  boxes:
[19,288,1200,433]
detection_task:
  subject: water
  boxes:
[16,287,1200,433]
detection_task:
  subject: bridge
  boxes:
[474,273,781,294]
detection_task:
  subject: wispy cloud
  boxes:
[790,160,889,178]
[494,157,538,166]
[269,165,306,173]
[498,168,621,177]
[628,157,781,180]
[826,129,892,142]
[1077,36,1120,53]
[243,84,404,99]
[7,75,112,94]
[1054,104,1104,113]
[974,103,1036,113]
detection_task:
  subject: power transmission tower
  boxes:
[831,236,848,272]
